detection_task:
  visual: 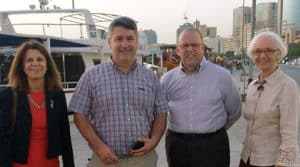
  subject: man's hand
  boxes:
[130,137,156,156]
[96,143,119,165]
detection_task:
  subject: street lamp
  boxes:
[248,0,256,84]
[241,0,247,101]
[72,0,75,9]
[277,0,283,35]
[241,0,256,101]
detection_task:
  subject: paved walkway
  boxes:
[69,112,248,167]
[69,116,246,167]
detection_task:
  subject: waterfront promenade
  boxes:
[67,64,300,167]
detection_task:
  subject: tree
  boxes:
[224,51,234,59]
[287,42,300,59]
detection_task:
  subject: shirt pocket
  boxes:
[132,85,154,110]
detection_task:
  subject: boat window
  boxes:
[0,54,14,84]
[93,59,101,65]
[52,53,84,88]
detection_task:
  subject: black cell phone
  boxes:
[132,141,144,150]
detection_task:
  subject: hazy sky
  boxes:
[0,0,277,43]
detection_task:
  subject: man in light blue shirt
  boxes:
[160,27,241,167]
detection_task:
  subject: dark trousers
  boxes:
[165,128,229,167]
[239,159,274,167]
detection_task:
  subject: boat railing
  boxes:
[0,22,104,40]
[62,81,77,89]
[0,82,76,93]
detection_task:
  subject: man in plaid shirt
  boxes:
[69,16,169,167]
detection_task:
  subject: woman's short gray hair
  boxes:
[247,31,287,60]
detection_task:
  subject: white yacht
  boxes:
[0,1,146,88]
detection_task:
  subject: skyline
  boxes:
[0,0,277,43]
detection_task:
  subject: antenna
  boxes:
[39,0,49,10]
[72,0,75,9]
[184,13,188,23]
[184,0,190,23]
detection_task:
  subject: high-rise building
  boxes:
[224,37,240,55]
[143,30,157,44]
[203,36,225,54]
[256,2,277,32]
[138,29,158,49]
[138,31,148,49]
[277,0,283,34]
[241,23,251,49]
[207,27,217,38]
[177,20,217,41]
[282,0,300,35]
[233,6,251,37]
[193,19,217,38]
[176,22,193,41]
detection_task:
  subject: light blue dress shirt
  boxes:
[160,58,242,133]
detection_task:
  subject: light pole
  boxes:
[248,0,256,84]
[277,0,283,35]
[241,0,247,101]
[72,0,75,9]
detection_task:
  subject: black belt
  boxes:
[168,128,225,139]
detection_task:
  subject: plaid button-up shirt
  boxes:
[69,60,169,156]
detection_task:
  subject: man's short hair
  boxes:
[108,16,137,36]
[177,27,203,43]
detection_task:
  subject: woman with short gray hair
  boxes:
[240,31,300,167]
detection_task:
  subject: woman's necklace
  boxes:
[27,94,45,110]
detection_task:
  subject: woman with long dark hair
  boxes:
[0,40,74,167]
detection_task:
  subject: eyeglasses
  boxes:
[179,43,202,50]
[252,49,280,57]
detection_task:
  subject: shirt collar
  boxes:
[254,80,267,85]
[254,68,281,87]
[263,68,281,87]
[109,59,138,74]
[180,57,206,73]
